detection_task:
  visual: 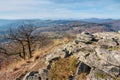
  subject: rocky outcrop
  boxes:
[75,31,96,44]
[87,69,114,80]
[23,71,40,80]
[23,69,48,80]
[22,31,120,80]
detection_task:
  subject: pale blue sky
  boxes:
[0,0,120,19]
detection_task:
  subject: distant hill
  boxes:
[0,19,76,31]
[80,18,114,23]
[102,20,120,31]
[0,19,120,35]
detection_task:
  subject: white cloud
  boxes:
[0,0,52,12]
[0,0,120,19]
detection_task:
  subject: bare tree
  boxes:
[17,25,36,58]
[6,27,26,59]
[0,25,52,59]
[4,25,37,59]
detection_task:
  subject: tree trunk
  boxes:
[19,41,26,59]
[27,39,32,58]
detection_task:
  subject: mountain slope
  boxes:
[22,31,120,80]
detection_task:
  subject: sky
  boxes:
[0,0,120,19]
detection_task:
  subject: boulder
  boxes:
[87,69,114,80]
[97,38,118,48]
[74,47,120,77]
[23,69,48,80]
[76,32,95,43]
[23,71,40,80]
[96,48,120,66]
[45,49,65,65]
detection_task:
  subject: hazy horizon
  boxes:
[0,0,120,19]
[0,18,117,20]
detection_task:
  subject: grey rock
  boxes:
[76,31,95,43]
[96,48,120,67]
[22,32,120,80]
[87,69,114,80]
[23,71,40,80]
[45,49,65,65]
[23,69,48,80]
[98,38,118,48]
[39,69,48,80]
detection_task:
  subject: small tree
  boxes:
[5,25,37,59]
[0,25,52,59]
[6,28,25,58]
[17,25,36,58]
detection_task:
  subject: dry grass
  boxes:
[0,37,71,80]
[48,56,77,80]
[75,73,87,80]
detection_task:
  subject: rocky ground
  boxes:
[22,31,120,80]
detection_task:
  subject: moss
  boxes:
[96,72,104,78]
[97,58,101,61]
[108,46,120,51]
[96,72,115,80]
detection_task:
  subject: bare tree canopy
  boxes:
[0,25,52,59]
